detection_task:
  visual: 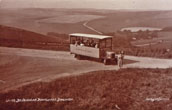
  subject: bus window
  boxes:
[95,42,99,48]
[100,40,106,48]
[70,36,76,44]
[90,40,96,47]
[105,39,112,48]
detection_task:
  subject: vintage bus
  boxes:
[69,33,117,65]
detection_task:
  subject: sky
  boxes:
[0,0,172,10]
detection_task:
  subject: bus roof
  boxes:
[69,33,112,39]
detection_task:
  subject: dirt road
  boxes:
[0,47,115,92]
[0,47,172,92]
[124,55,172,68]
[83,21,103,34]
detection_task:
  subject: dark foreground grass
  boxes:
[0,68,172,110]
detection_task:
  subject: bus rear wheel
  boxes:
[75,54,82,60]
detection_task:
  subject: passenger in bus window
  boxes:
[95,42,99,48]
[85,40,89,46]
[88,40,91,47]
[92,42,96,47]
[75,40,78,46]
[90,40,95,47]
[78,39,81,45]
[80,40,84,46]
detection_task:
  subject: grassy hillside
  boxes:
[0,25,69,51]
[0,8,172,34]
[129,31,172,58]
[0,8,103,34]
[88,11,172,33]
[0,68,172,110]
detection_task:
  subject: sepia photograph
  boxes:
[0,0,172,110]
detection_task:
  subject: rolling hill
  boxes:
[0,25,69,50]
[0,8,172,34]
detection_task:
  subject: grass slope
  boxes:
[0,68,172,110]
[0,8,102,34]
[0,25,69,50]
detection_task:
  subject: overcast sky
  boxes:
[0,0,172,10]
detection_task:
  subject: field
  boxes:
[0,8,105,34]
[88,11,172,33]
[130,32,172,58]
[0,68,172,110]
[131,32,172,47]
[1,8,172,35]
